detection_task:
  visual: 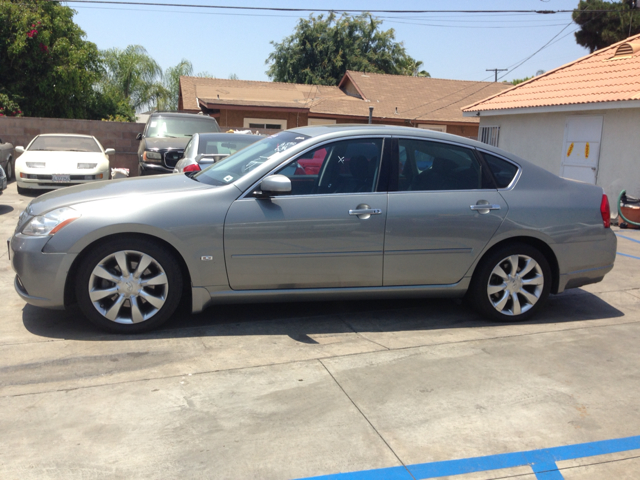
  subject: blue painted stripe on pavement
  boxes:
[617,252,640,260]
[531,462,565,480]
[296,435,640,480]
[298,465,413,480]
[616,233,640,245]
[409,435,640,479]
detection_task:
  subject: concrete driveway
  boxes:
[1,181,639,480]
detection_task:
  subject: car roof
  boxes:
[197,133,263,141]
[150,112,217,120]
[37,134,97,139]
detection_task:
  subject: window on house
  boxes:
[479,126,500,147]
[418,124,447,133]
[243,118,287,130]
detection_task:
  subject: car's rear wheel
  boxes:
[468,243,551,322]
[76,238,183,333]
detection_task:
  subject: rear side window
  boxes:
[482,153,519,188]
[396,138,490,191]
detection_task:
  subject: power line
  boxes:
[61,1,622,14]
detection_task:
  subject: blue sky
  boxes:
[70,0,591,83]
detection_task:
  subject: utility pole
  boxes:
[486,68,508,82]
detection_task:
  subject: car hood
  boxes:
[144,137,190,150]
[27,173,211,215]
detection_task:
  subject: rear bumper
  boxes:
[558,263,614,293]
[555,229,617,293]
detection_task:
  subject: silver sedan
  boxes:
[9,125,616,333]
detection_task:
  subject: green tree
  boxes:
[158,59,193,111]
[100,45,167,112]
[511,70,546,85]
[573,0,640,52]
[266,12,423,85]
[404,59,430,77]
[0,0,110,118]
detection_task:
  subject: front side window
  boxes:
[396,138,489,191]
[274,138,383,195]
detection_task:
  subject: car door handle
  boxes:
[349,208,382,216]
[469,203,500,213]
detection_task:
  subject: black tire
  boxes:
[75,237,183,333]
[17,185,28,195]
[468,242,551,322]
[6,157,13,180]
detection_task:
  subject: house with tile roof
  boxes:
[463,33,640,206]
[178,71,510,139]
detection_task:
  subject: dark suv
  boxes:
[137,112,221,175]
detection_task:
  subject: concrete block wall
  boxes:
[0,117,144,176]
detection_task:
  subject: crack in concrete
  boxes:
[318,358,417,480]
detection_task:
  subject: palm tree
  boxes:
[159,59,193,111]
[100,45,167,111]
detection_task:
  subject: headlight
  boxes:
[145,151,162,160]
[26,162,46,168]
[77,163,97,169]
[21,207,81,236]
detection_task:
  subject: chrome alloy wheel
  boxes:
[88,250,168,324]
[486,254,544,316]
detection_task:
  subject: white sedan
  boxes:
[15,134,114,194]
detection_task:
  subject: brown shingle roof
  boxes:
[179,72,511,123]
[463,33,640,113]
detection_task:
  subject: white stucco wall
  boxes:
[479,108,640,212]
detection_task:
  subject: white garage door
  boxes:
[561,115,603,184]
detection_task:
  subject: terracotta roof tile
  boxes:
[463,34,640,112]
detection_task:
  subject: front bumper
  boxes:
[17,171,109,190]
[139,161,173,175]
[9,234,77,309]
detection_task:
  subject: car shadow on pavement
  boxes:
[21,287,624,342]
[0,205,14,215]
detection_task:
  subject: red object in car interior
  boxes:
[601,194,610,228]
[183,164,201,173]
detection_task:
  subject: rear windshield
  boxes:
[29,136,101,152]
[194,131,310,186]
[198,136,261,155]
[146,116,220,138]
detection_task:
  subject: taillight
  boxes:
[183,164,201,173]
[600,194,610,228]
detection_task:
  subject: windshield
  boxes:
[193,131,310,186]
[29,136,101,152]
[146,116,220,138]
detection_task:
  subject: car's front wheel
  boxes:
[468,243,551,322]
[76,238,183,333]
[6,157,13,180]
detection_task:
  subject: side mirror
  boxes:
[259,175,291,196]
[15,146,25,154]
[136,133,142,141]
[104,148,116,156]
